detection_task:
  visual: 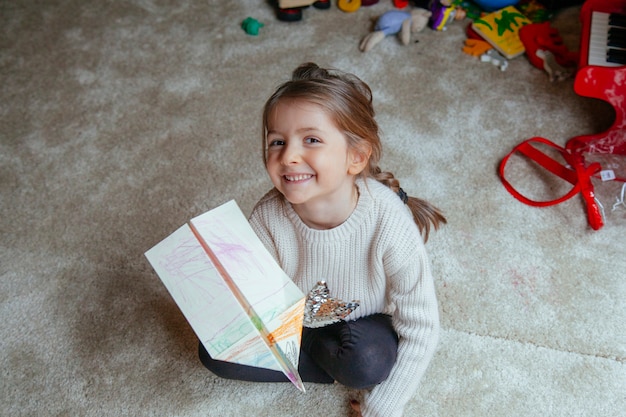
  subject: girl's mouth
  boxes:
[284,174,313,182]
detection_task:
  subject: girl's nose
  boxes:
[281,142,301,165]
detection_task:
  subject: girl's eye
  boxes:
[305,137,320,144]
[268,139,284,147]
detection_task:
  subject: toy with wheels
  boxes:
[277,0,331,22]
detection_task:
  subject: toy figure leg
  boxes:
[302,314,398,389]
[198,335,334,384]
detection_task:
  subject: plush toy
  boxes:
[359,9,432,52]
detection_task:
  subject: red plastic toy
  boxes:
[518,22,578,70]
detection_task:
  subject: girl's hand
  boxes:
[350,399,362,417]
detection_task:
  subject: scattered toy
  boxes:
[359,9,432,52]
[473,0,519,12]
[337,0,379,13]
[276,0,330,22]
[517,0,553,23]
[429,0,465,31]
[519,22,578,70]
[338,0,362,13]
[536,49,573,81]
[393,0,410,8]
[480,49,508,71]
[455,0,482,20]
[462,38,492,57]
[242,17,264,36]
[471,5,531,59]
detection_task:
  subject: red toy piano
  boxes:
[500,0,626,230]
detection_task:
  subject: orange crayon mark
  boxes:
[268,300,305,346]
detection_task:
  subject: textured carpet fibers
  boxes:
[1,1,624,416]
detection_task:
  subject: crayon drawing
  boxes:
[145,200,306,392]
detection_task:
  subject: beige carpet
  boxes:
[2,1,624,416]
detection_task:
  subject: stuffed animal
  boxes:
[359,9,432,52]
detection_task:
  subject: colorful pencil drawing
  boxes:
[145,200,306,392]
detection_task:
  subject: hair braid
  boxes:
[371,167,446,242]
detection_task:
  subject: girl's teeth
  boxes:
[285,174,311,181]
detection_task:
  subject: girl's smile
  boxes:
[265,99,367,229]
[284,174,313,182]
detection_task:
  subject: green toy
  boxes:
[242,17,264,36]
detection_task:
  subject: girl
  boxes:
[199,62,445,417]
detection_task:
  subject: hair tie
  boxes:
[397,187,408,204]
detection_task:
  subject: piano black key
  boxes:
[607,48,626,64]
[608,28,626,47]
[608,39,626,48]
[609,13,626,28]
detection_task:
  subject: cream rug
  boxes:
[1,1,624,416]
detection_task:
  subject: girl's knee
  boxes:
[335,342,397,389]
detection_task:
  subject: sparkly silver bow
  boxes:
[303,281,360,328]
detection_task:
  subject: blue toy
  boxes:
[473,0,519,12]
[359,9,432,52]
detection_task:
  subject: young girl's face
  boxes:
[265,99,367,226]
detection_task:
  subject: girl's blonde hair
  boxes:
[262,62,446,241]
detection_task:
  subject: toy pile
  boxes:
[455,0,579,79]
[361,0,579,79]
[266,1,580,80]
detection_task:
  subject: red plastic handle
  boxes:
[499,137,604,230]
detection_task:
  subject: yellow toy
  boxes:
[338,0,379,13]
[338,0,361,13]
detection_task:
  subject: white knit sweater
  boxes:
[249,178,440,417]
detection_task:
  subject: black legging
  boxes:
[199,313,398,389]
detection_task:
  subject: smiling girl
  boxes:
[199,62,445,417]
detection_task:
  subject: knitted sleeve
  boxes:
[361,219,440,417]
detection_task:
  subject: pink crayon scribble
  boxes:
[159,235,227,307]
[204,221,276,282]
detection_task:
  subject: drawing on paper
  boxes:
[145,200,306,392]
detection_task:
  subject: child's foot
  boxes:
[350,399,362,416]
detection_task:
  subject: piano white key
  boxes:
[588,11,625,67]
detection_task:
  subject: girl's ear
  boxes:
[347,146,371,175]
